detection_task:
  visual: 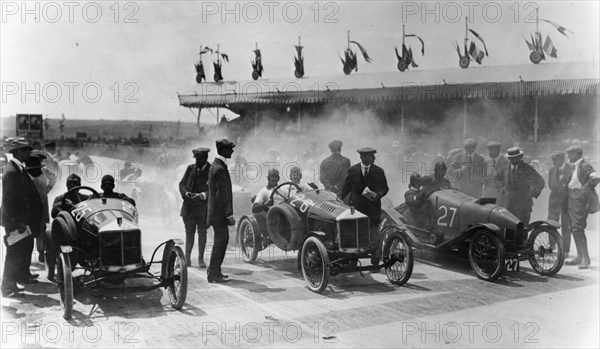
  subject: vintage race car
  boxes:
[380,188,565,281]
[237,182,414,293]
[49,186,188,319]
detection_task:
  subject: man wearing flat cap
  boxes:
[497,147,545,225]
[100,175,136,206]
[179,147,211,268]
[340,147,389,267]
[319,140,351,194]
[483,141,509,204]
[447,138,485,198]
[1,140,40,296]
[547,150,573,257]
[206,139,236,283]
[564,145,599,269]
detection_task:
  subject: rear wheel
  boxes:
[301,237,330,293]
[57,253,73,320]
[469,230,505,281]
[528,226,564,276]
[167,246,187,309]
[383,231,413,286]
[238,218,259,263]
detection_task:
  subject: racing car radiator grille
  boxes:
[99,230,142,267]
[338,218,370,250]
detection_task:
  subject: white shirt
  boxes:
[254,186,285,205]
[567,158,583,189]
[216,155,228,164]
[10,158,24,172]
[360,164,371,177]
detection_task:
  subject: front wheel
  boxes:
[166,246,188,310]
[383,231,413,286]
[57,253,73,320]
[238,218,259,263]
[527,226,564,276]
[301,236,330,293]
[469,230,505,281]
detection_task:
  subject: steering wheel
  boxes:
[62,185,101,208]
[269,182,302,203]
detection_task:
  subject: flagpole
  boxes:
[347,30,350,50]
[217,43,220,64]
[464,17,468,47]
[536,7,539,35]
[402,24,405,45]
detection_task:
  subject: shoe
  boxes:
[207,277,230,283]
[198,261,207,269]
[565,257,582,266]
[28,273,39,279]
[219,273,229,279]
[579,259,591,270]
[1,284,25,297]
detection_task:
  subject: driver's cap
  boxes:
[66,173,81,185]
[101,174,115,184]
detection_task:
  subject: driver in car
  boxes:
[100,175,136,206]
[252,169,283,213]
[51,174,90,218]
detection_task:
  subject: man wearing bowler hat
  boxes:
[320,140,351,194]
[564,145,599,269]
[339,147,389,267]
[179,147,211,268]
[483,141,509,204]
[206,139,236,283]
[448,138,485,198]
[2,140,38,296]
[497,147,545,226]
[547,150,573,257]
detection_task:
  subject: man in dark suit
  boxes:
[339,147,389,266]
[206,139,236,283]
[447,138,485,198]
[547,150,573,257]
[21,150,46,282]
[483,141,509,204]
[564,145,599,269]
[497,147,545,226]
[1,140,36,296]
[320,140,351,194]
[179,148,211,268]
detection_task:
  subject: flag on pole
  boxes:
[405,34,425,55]
[523,35,535,51]
[543,35,557,58]
[468,29,489,56]
[468,42,485,64]
[349,40,372,62]
[541,19,573,37]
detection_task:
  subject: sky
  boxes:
[1,0,598,125]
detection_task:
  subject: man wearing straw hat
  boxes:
[447,138,485,198]
[547,150,573,257]
[497,147,545,226]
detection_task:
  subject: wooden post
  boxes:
[463,97,467,140]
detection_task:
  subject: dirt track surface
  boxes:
[2,209,599,348]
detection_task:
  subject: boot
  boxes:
[185,235,193,267]
[45,251,56,282]
[566,235,582,265]
[198,230,207,269]
[579,237,591,269]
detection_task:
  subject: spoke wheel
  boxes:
[167,246,188,310]
[383,232,414,286]
[469,230,505,281]
[238,218,259,263]
[57,252,73,320]
[527,227,564,276]
[301,236,330,293]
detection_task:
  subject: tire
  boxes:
[530,51,542,64]
[266,204,304,251]
[383,231,413,286]
[52,212,77,245]
[469,230,505,281]
[301,236,330,293]
[459,56,470,68]
[527,226,564,276]
[166,246,188,310]
[57,253,73,320]
[397,60,407,72]
[238,218,259,263]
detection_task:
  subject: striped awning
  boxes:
[178,61,599,108]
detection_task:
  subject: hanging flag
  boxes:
[200,46,213,54]
[543,35,557,58]
[523,35,535,51]
[294,45,304,77]
[468,29,489,56]
[453,41,462,58]
[349,40,372,63]
[468,42,485,64]
[405,34,425,55]
[194,61,205,83]
[221,53,229,62]
[541,19,573,37]
[402,44,411,65]
[408,47,418,67]
[213,61,223,82]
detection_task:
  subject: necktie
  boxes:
[363,166,368,178]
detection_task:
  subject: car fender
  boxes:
[465,223,502,240]
[236,213,267,242]
[527,219,560,231]
[379,225,415,252]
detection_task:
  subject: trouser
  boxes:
[568,189,590,263]
[506,196,532,226]
[2,237,25,288]
[548,208,572,254]
[21,235,35,277]
[183,214,208,266]
[207,224,229,279]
